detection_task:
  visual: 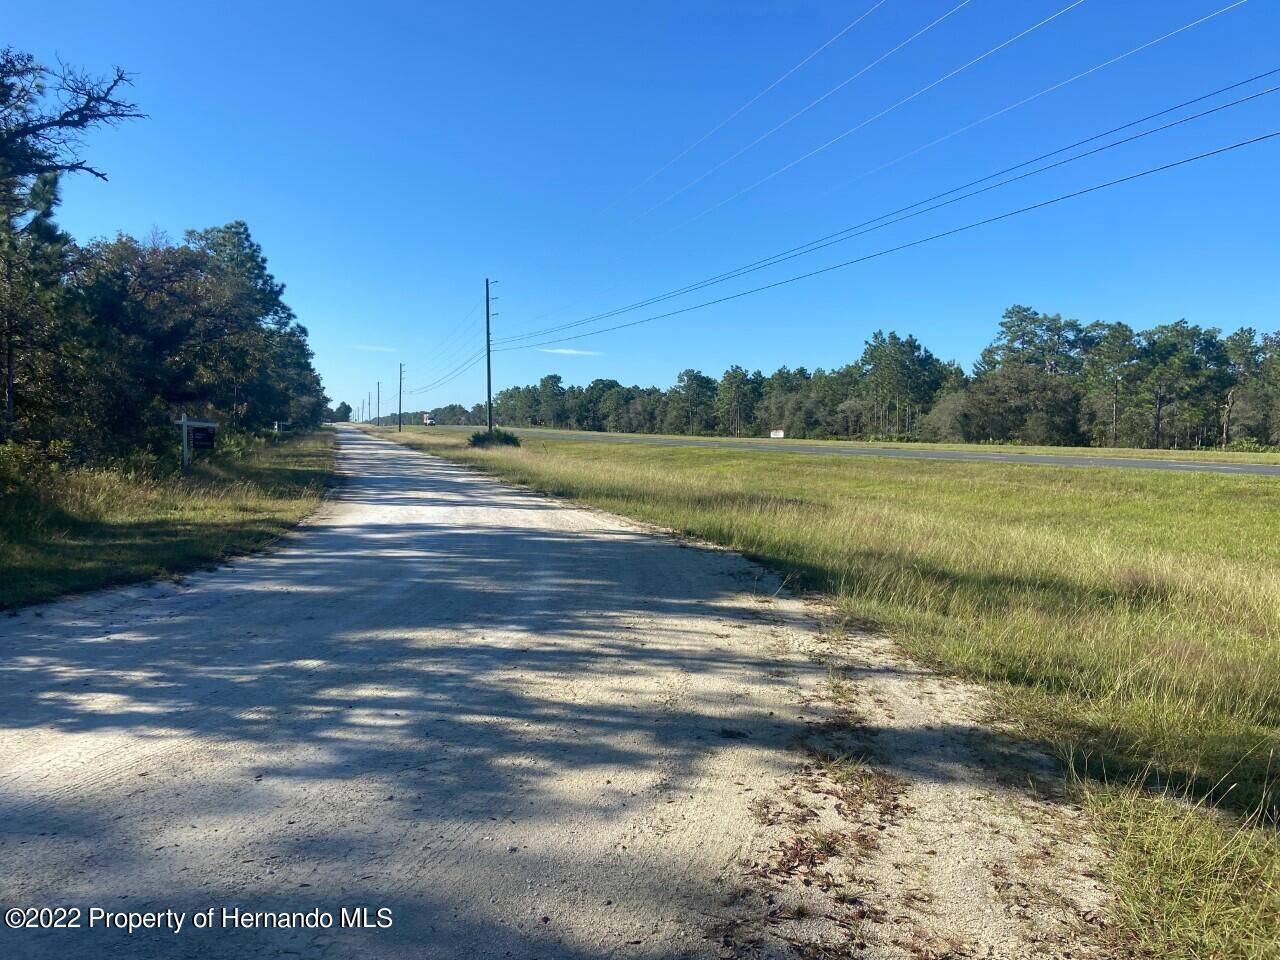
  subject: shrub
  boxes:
[1223,438,1278,454]
[467,428,521,448]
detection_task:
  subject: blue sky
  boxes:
[11,0,1279,413]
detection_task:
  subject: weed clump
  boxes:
[468,429,521,448]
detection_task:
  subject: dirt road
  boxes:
[0,427,1107,959]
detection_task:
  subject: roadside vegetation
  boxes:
[456,423,1280,465]
[1,430,333,609]
[374,425,1280,958]
[400,306,1280,453]
[467,427,520,448]
[2,48,334,460]
[0,48,340,609]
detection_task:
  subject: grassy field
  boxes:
[437,423,1280,464]
[0,430,334,609]
[373,424,1279,959]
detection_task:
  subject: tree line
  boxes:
[419,306,1280,449]
[1,48,327,468]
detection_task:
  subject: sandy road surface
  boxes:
[1,427,1110,960]
[0,426,838,959]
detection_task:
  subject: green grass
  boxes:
[1089,788,1280,958]
[374,424,1280,958]
[0,430,334,609]
[467,427,521,447]
[439,423,1280,464]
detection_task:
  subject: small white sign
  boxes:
[770,429,785,439]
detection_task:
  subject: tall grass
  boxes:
[375,426,1280,957]
[497,424,1280,464]
[1089,788,1280,958]
[1,431,334,608]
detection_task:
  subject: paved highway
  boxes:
[443,426,1280,477]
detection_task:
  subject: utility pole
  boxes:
[376,381,380,424]
[1112,375,1120,447]
[485,277,495,432]
[367,391,371,425]
[398,362,404,432]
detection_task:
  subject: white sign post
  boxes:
[177,413,218,467]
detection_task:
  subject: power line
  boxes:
[401,302,486,398]
[496,129,1280,353]
[410,351,488,398]
[530,4,894,327]
[496,67,1278,346]
[419,319,486,381]
[820,0,1253,199]
[502,0,1249,352]
[679,0,1093,225]
[406,282,497,403]
[409,350,485,395]
[611,0,892,207]
[413,295,486,379]
[429,299,484,355]
[635,0,973,220]
[408,348,487,395]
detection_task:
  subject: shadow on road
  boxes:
[0,428,1048,959]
